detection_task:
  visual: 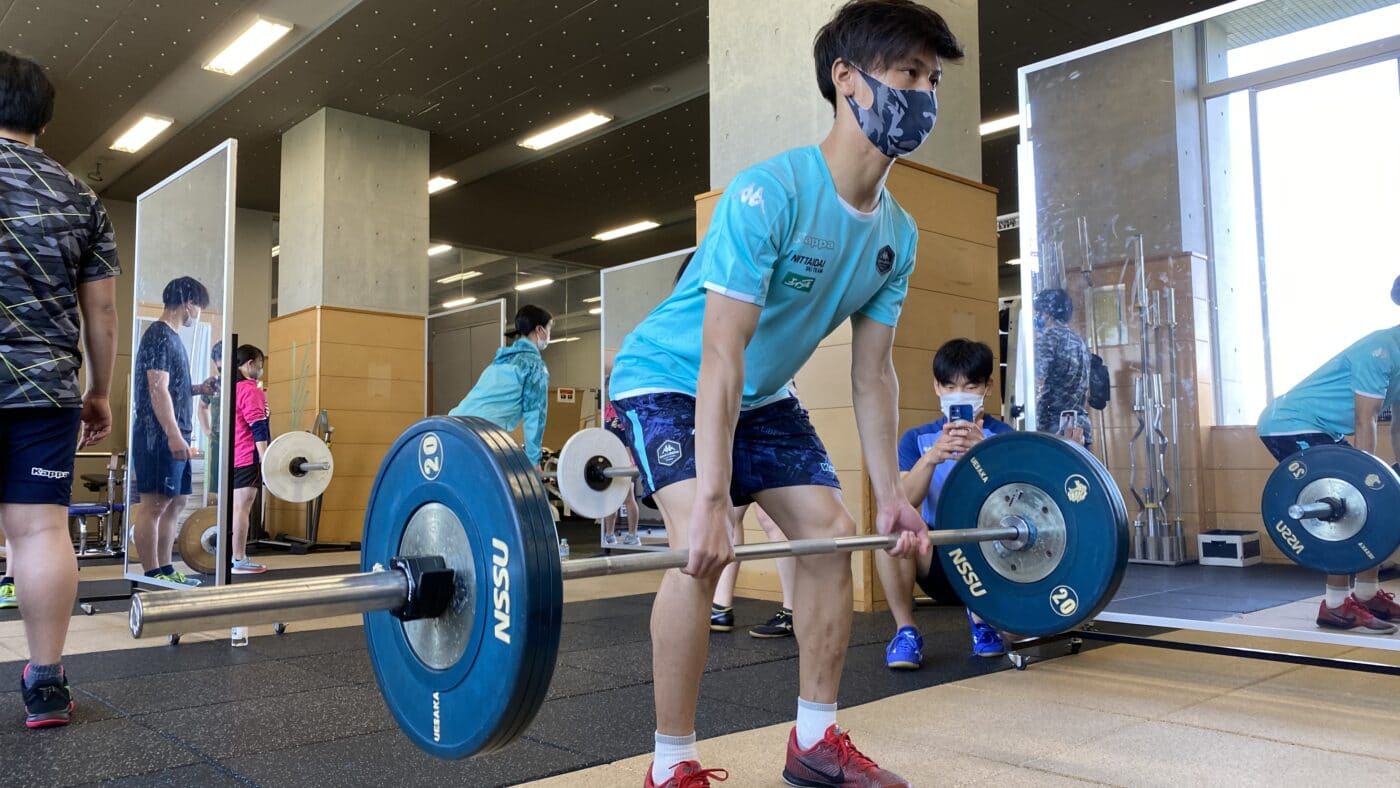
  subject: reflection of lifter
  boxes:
[229,345,270,575]
[0,50,121,728]
[1257,314,1400,634]
[132,277,213,586]
[1033,288,1092,448]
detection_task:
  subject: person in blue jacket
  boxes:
[877,338,1014,667]
[451,305,553,467]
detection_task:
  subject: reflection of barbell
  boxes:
[175,432,334,575]
[130,417,1129,759]
[1261,444,1400,574]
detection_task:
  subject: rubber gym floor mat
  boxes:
[1102,562,1394,622]
[0,593,1013,787]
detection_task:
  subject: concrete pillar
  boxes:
[706,0,985,611]
[708,0,981,186]
[267,108,430,541]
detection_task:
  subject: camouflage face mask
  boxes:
[844,66,938,158]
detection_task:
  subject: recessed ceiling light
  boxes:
[442,296,478,309]
[515,277,554,292]
[588,307,601,315]
[437,270,481,285]
[110,115,173,153]
[203,17,293,76]
[581,296,601,303]
[592,220,659,241]
[518,111,612,150]
[979,113,1020,136]
[428,243,454,256]
[270,245,279,257]
[428,175,458,195]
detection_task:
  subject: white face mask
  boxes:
[940,392,985,421]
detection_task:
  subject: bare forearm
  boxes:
[151,387,183,439]
[852,360,901,502]
[694,347,743,505]
[1390,413,1400,463]
[79,282,118,397]
[900,463,935,508]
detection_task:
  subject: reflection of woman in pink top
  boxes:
[230,345,270,574]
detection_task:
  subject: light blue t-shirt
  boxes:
[610,146,918,408]
[1257,326,1400,440]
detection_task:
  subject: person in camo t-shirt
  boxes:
[0,51,121,729]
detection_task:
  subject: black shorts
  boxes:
[133,438,193,497]
[611,392,840,506]
[232,464,262,490]
[0,408,82,506]
[1259,433,1346,462]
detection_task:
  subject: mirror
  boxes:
[124,141,236,589]
[427,299,506,415]
[1015,1,1400,648]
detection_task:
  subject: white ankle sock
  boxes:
[796,697,837,750]
[1325,585,1349,608]
[652,731,698,784]
[1354,579,1380,602]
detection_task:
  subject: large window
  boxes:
[1207,6,1400,422]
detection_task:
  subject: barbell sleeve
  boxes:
[130,571,409,639]
[298,461,333,472]
[1288,498,1344,521]
[600,466,639,479]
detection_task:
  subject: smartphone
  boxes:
[948,403,974,423]
[1059,410,1078,434]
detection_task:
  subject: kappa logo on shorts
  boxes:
[875,245,895,275]
[29,467,70,480]
[656,440,683,467]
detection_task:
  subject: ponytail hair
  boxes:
[506,304,552,340]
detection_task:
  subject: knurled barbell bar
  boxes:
[129,417,1130,760]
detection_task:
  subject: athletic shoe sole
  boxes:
[231,567,267,575]
[749,629,793,639]
[1317,620,1397,634]
[709,623,734,632]
[25,701,74,729]
[886,659,920,670]
[974,649,1006,658]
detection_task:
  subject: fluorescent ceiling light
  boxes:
[271,245,279,257]
[518,111,613,151]
[515,277,554,292]
[110,115,173,153]
[581,296,601,303]
[979,113,1020,136]
[592,220,659,242]
[436,270,481,285]
[428,243,454,256]
[203,17,293,76]
[442,296,478,309]
[428,176,458,195]
[588,307,602,315]
[554,336,581,343]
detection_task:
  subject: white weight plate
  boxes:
[557,429,633,519]
[262,431,334,503]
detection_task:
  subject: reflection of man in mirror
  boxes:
[1033,288,1092,448]
[1257,313,1400,634]
[197,340,223,491]
[0,50,120,728]
[131,276,213,586]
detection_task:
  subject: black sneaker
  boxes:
[21,665,73,729]
[709,604,734,632]
[749,608,794,639]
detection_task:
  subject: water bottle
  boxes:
[231,626,249,647]
[558,538,570,560]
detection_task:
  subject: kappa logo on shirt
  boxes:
[657,440,683,467]
[875,245,895,275]
[739,185,764,208]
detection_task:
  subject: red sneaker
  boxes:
[643,760,728,787]
[783,725,910,787]
[1358,589,1400,621]
[1317,598,1397,634]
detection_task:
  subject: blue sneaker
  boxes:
[968,610,1005,657]
[885,626,923,670]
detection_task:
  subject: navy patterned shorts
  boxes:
[610,392,840,506]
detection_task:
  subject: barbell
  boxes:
[175,431,335,575]
[1260,444,1400,574]
[129,416,1130,760]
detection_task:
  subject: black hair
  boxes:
[233,344,264,382]
[1033,288,1073,323]
[813,0,964,108]
[506,304,552,340]
[1391,275,1400,306]
[162,276,211,310]
[210,340,223,363]
[932,338,994,387]
[0,51,55,135]
[674,251,697,286]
